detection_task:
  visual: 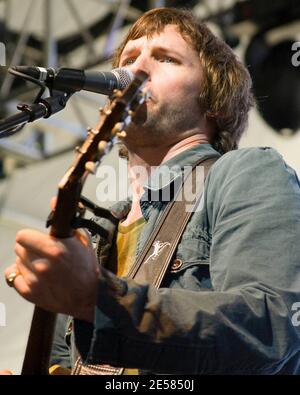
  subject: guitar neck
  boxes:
[21,195,75,374]
[21,307,56,375]
[20,70,149,375]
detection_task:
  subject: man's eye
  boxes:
[157,56,178,64]
[123,58,135,66]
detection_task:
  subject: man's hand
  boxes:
[0,370,13,375]
[4,229,99,322]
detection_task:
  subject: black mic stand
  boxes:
[0,91,73,137]
[0,67,74,137]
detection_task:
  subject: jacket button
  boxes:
[170,258,183,272]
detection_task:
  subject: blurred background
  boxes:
[0,0,299,373]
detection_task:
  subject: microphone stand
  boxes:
[0,91,73,137]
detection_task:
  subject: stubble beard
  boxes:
[125,100,200,147]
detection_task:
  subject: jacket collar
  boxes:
[108,144,220,220]
[143,143,220,193]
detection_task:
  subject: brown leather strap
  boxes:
[128,155,219,287]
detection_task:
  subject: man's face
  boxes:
[118,25,204,147]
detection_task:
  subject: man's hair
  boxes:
[113,7,255,155]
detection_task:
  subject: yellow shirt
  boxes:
[116,217,146,277]
[116,217,146,375]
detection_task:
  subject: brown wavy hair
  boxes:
[112,7,255,154]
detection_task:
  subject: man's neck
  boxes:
[160,134,209,164]
[122,135,208,226]
[128,134,208,201]
[128,134,209,168]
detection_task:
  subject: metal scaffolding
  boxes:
[0,0,169,175]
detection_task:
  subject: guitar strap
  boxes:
[71,154,219,375]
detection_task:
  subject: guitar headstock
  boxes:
[48,70,149,238]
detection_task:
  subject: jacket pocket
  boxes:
[177,236,210,263]
[165,256,212,291]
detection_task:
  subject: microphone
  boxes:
[10,66,134,95]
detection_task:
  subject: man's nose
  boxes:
[129,55,152,77]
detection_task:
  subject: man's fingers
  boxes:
[5,262,34,301]
[16,228,93,257]
[4,263,19,285]
[11,270,33,300]
[14,242,51,274]
[74,229,93,248]
[15,229,69,259]
[14,243,37,272]
[16,229,50,252]
[0,370,13,375]
[50,196,57,210]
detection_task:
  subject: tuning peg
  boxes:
[111,122,123,135]
[112,89,122,97]
[98,140,107,153]
[104,109,112,116]
[75,146,82,153]
[86,126,93,134]
[116,130,127,139]
[99,107,112,115]
[85,161,97,174]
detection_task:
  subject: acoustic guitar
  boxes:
[20,70,149,374]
